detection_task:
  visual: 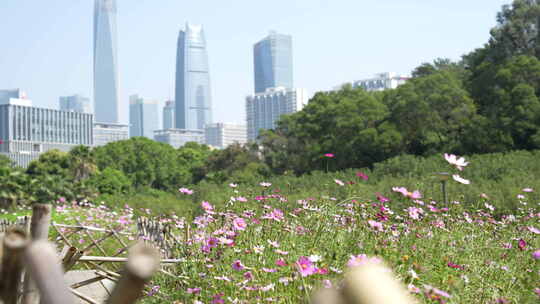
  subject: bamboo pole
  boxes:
[0,229,28,304]
[21,204,52,304]
[24,240,75,304]
[342,261,416,304]
[105,242,160,304]
[70,287,100,304]
[80,256,181,263]
[54,223,132,235]
[61,246,77,271]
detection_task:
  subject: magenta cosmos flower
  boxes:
[232,260,245,271]
[356,172,369,180]
[296,256,317,277]
[324,153,335,158]
[532,250,540,260]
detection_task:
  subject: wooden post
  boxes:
[24,240,75,304]
[0,229,28,304]
[106,242,160,304]
[21,204,52,304]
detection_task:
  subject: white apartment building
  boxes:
[154,129,204,149]
[246,87,308,141]
[352,72,410,92]
[205,123,247,149]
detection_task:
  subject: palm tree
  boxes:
[69,145,97,182]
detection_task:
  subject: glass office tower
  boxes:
[175,23,213,130]
[94,0,119,123]
[253,31,293,93]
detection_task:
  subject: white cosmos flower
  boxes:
[444,153,469,171]
[452,174,470,185]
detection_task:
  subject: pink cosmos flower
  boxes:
[444,153,469,171]
[262,268,277,273]
[243,271,254,280]
[527,226,540,234]
[408,284,420,294]
[517,194,525,199]
[522,188,534,192]
[179,187,194,195]
[232,260,245,271]
[229,183,238,188]
[407,207,424,220]
[275,259,287,267]
[323,279,333,289]
[233,217,247,231]
[201,201,214,213]
[376,193,390,203]
[368,220,384,232]
[452,174,470,185]
[324,153,335,158]
[187,287,201,294]
[236,196,248,202]
[334,179,345,186]
[212,293,224,304]
[356,172,369,180]
[296,256,317,277]
[392,187,422,199]
[262,208,284,222]
[347,254,382,268]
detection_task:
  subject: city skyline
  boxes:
[0,0,511,124]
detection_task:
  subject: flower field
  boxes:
[3,154,540,303]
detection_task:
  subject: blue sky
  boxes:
[0,0,511,124]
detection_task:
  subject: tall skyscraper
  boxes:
[175,23,213,130]
[129,95,159,139]
[163,100,175,129]
[94,0,119,123]
[59,95,92,113]
[253,31,293,93]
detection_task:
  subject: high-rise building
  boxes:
[175,23,213,130]
[59,95,92,113]
[0,97,93,167]
[94,0,119,124]
[0,89,28,104]
[129,95,159,139]
[163,100,175,130]
[154,129,204,149]
[254,31,293,93]
[205,123,247,149]
[352,72,410,92]
[246,87,308,141]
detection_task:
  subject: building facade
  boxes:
[129,95,159,138]
[246,87,308,141]
[254,31,293,93]
[175,23,213,130]
[352,72,409,92]
[162,100,175,130]
[0,99,93,167]
[154,129,204,149]
[59,94,91,113]
[93,122,128,147]
[205,123,247,149]
[94,0,120,124]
